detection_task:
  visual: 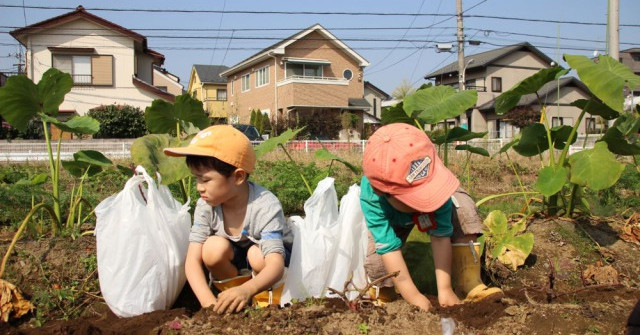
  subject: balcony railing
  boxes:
[73,74,92,85]
[278,75,348,85]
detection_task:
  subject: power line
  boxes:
[2,4,640,28]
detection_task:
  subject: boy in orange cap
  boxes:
[164,125,292,313]
[360,123,502,311]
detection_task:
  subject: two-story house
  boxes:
[424,42,597,138]
[220,24,370,139]
[187,65,230,122]
[9,6,176,119]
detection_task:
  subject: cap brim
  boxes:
[394,155,460,212]
[163,147,213,158]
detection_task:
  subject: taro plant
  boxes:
[382,84,488,167]
[130,93,210,202]
[0,68,105,234]
[488,55,640,217]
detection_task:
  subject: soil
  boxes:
[1,215,639,335]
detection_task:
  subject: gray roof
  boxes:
[477,76,592,110]
[193,64,229,84]
[424,42,554,79]
[348,98,372,107]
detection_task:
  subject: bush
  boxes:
[87,105,147,138]
[0,118,44,140]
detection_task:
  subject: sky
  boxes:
[1,0,639,95]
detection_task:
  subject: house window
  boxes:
[285,63,323,78]
[491,77,502,92]
[156,86,168,92]
[192,90,197,99]
[241,74,250,92]
[217,89,227,101]
[495,120,517,138]
[52,54,113,86]
[343,69,353,80]
[255,66,269,87]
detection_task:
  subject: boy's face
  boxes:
[372,187,416,213]
[191,166,239,207]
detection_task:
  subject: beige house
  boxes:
[153,65,183,96]
[187,65,229,121]
[425,42,598,138]
[220,24,370,139]
[10,5,176,118]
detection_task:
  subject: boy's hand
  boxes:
[406,293,433,312]
[214,285,253,314]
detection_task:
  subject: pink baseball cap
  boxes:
[363,123,460,213]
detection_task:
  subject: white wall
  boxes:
[26,20,160,115]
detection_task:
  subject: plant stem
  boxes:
[558,110,586,166]
[41,120,61,232]
[566,183,580,217]
[443,124,449,167]
[0,203,58,278]
[540,106,555,167]
[476,191,539,208]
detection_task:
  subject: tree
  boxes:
[391,79,416,100]
[87,104,147,138]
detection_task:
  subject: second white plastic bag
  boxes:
[281,177,368,305]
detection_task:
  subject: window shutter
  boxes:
[92,55,113,86]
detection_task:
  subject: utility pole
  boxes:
[607,0,619,60]
[456,0,465,91]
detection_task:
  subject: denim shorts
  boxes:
[230,241,291,271]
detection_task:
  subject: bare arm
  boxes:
[430,236,460,306]
[185,242,217,308]
[381,250,432,312]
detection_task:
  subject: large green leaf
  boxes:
[512,123,548,156]
[0,75,40,131]
[571,99,619,120]
[565,54,640,113]
[454,144,489,157]
[483,210,534,271]
[535,165,568,197]
[495,67,568,115]
[145,94,209,134]
[130,134,191,185]
[549,125,576,150]
[433,127,487,145]
[254,127,304,158]
[40,115,100,135]
[73,150,112,167]
[37,68,74,116]
[403,86,477,124]
[599,127,640,156]
[613,112,640,137]
[569,141,625,191]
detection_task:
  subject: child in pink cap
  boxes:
[360,123,502,311]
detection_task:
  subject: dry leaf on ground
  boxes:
[0,279,34,322]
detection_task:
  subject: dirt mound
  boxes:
[2,217,639,334]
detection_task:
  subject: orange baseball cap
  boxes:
[163,125,256,173]
[363,123,459,213]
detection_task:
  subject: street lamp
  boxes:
[461,58,474,90]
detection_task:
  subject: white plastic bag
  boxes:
[281,177,368,305]
[94,165,191,317]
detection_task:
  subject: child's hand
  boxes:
[214,285,253,314]
[405,293,433,312]
[438,290,461,307]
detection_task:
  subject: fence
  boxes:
[0,135,601,163]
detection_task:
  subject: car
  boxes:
[232,124,262,141]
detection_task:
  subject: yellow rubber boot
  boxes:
[211,274,252,292]
[452,242,503,302]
